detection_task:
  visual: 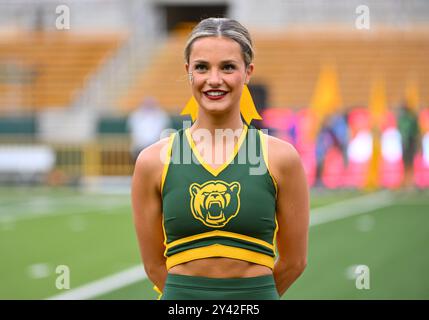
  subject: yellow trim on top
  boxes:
[258,130,278,198]
[153,285,163,300]
[166,230,275,252]
[166,244,275,270]
[185,124,248,177]
[161,213,168,257]
[258,130,280,258]
[160,133,175,260]
[160,132,176,193]
[272,215,279,258]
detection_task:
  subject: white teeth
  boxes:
[206,91,226,96]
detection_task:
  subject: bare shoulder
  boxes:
[261,132,302,174]
[133,136,172,185]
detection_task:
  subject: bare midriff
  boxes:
[168,257,272,278]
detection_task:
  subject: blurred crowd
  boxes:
[128,96,428,190]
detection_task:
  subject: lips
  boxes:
[203,90,228,100]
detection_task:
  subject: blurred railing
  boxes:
[0,136,134,185]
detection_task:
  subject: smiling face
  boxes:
[186,36,254,117]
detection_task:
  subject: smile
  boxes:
[203,90,228,100]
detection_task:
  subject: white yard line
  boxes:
[46,190,394,300]
[310,190,394,226]
[47,265,147,300]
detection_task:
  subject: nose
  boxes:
[206,69,222,87]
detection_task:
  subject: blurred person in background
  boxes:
[315,112,349,187]
[397,101,420,189]
[127,97,170,162]
[131,18,309,300]
[420,107,429,170]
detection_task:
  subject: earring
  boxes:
[188,73,193,84]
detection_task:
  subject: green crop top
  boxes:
[161,124,278,270]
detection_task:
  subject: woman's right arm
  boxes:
[131,139,169,291]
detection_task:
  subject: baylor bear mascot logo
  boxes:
[189,180,241,228]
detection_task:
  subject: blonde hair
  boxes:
[184,18,254,67]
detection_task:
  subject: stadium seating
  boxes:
[0,31,123,112]
[118,28,429,113]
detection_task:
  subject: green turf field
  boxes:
[0,186,428,300]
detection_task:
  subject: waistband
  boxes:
[165,273,276,290]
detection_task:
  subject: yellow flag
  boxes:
[405,78,420,112]
[365,76,387,190]
[310,64,342,122]
[240,84,262,125]
[181,95,199,122]
[365,131,382,191]
[368,77,387,129]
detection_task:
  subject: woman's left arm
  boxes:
[267,135,310,297]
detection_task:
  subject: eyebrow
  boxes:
[193,59,239,64]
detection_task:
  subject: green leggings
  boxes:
[161,274,279,300]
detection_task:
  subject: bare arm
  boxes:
[267,135,310,297]
[131,139,169,291]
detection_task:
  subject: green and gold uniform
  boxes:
[160,124,279,300]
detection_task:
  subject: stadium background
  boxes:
[0,0,428,299]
